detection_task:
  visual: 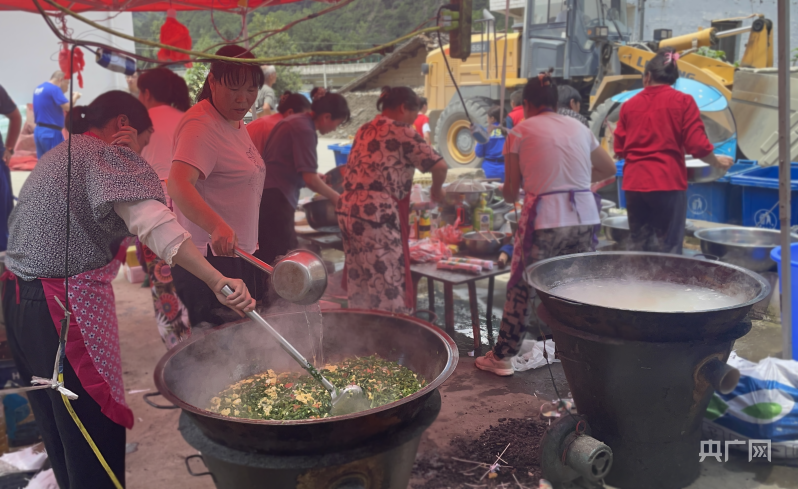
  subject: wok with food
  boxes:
[153,309,458,453]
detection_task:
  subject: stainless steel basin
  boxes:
[694,227,798,272]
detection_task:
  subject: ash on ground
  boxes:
[413,417,546,488]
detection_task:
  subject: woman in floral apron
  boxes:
[475,73,616,376]
[2,91,255,488]
[136,67,193,348]
[336,86,448,313]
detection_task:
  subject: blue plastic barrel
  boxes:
[770,244,798,359]
[730,163,798,229]
[685,161,757,224]
[327,143,352,166]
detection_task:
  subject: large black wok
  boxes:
[526,252,770,342]
[153,310,457,454]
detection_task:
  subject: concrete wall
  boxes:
[0,11,136,108]
[639,0,798,63]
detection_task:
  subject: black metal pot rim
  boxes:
[526,251,772,314]
[693,227,798,248]
[153,309,459,427]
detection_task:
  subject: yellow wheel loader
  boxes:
[424,0,774,168]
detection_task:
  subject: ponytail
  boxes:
[376,86,420,112]
[66,90,152,135]
[311,92,350,124]
[138,68,191,112]
[522,68,558,110]
[645,47,680,85]
[67,106,92,134]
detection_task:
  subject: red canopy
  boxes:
[0,0,335,13]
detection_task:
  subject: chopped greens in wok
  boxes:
[208,355,426,420]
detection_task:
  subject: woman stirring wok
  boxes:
[475,73,616,376]
[336,86,447,313]
[256,92,349,303]
[2,91,254,488]
[614,48,733,254]
[169,45,266,325]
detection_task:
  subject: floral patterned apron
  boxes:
[4,241,134,429]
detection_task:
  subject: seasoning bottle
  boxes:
[418,210,431,239]
[457,205,473,234]
[472,195,494,232]
[409,210,419,240]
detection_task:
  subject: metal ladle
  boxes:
[234,247,327,305]
[220,285,369,416]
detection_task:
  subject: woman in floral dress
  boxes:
[136,68,192,348]
[336,86,448,313]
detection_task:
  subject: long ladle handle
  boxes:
[234,247,274,275]
[221,285,336,393]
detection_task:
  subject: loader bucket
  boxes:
[730,68,798,167]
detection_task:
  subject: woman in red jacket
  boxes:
[614,48,733,254]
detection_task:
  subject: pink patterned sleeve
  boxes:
[398,123,442,173]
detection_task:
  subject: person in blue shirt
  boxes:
[476,106,506,182]
[32,71,81,158]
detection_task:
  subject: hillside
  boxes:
[132,0,495,68]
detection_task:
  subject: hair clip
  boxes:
[665,52,680,65]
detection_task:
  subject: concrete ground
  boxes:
[10,141,798,487]
[114,270,798,489]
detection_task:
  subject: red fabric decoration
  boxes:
[158,17,193,68]
[58,45,84,89]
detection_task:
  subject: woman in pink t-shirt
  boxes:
[136,68,193,348]
[168,45,267,327]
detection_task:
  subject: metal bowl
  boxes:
[302,198,339,232]
[694,227,798,272]
[490,200,513,231]
[505,211,519,234]
[463,231,512,255]
[602,215,630,245]
[686,159,728,183]
[601,199,616,212]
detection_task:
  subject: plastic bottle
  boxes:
[96,49,137,76]
[472,195,494,232]
[409,210,419,239]
[410,184,423,204]
[418,210,431,239]
[457,205,473,234]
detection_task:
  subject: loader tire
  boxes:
[435,97,492,169]
[589,98,622,158]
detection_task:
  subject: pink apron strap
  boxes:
[1,270,19,304]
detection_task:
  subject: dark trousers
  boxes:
[172,247,260,327]
[255,188,298,303]
[3,279,125,489]
[626,190,687,255]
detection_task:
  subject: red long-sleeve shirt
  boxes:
[614,85,714,192]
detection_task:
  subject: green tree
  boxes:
[247,12,302,94]
[184,64,209,102]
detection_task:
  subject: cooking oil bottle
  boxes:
[472,195,494,232]
[418,210,431,239]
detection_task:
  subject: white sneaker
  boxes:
[475,351,514,376]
